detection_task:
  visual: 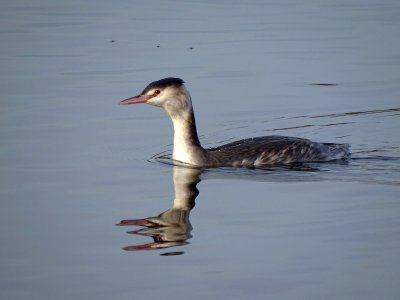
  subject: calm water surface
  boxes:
[1,0,400,299]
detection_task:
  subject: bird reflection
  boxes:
[116,157,352,254]
[117,166,201,254]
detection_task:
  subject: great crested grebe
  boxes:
[119,77,350,168]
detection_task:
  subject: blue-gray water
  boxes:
[1,0,400,299]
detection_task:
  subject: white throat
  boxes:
[172,117,197,164]
[161,85,205,166]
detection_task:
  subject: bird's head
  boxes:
[119,77,192,118]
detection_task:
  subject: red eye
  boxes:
[154,89,161,95]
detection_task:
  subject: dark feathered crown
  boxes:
[142,77,184,94]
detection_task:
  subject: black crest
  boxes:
[142,77,185,94]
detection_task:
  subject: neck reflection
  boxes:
[117,166,201,255]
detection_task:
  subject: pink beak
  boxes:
[119,94,152,105]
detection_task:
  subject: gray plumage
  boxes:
[206,136,350,167]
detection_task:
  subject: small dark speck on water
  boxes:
[310,83,338,86]
[110,39,115,43]
[156,45,160,48]
[189,47,194,50]
[160,252,184,256]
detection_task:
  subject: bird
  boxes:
[119,77,350,168]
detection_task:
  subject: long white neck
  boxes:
[161,86,206,165]
[171,112,204,165]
